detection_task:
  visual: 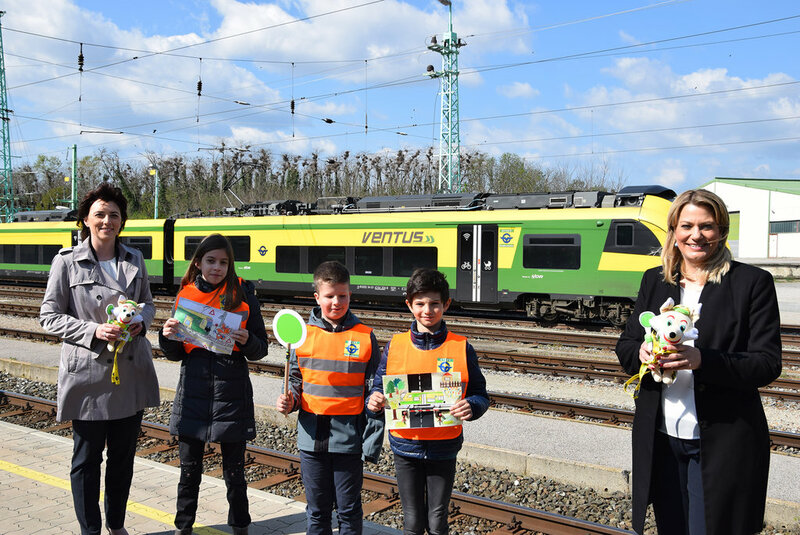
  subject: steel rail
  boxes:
[2,299,800,367]
[0,390,634,535]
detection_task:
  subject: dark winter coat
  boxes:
[615,262,781,535]
[159,278,268,443]
[369,321,490,460]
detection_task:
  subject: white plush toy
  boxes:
[624,297,702,398]
[639,297,702,384]
[105,295,144,384]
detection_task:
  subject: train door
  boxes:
[456,224,498,304]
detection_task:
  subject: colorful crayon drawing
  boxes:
[170,297,243,355]
[384,372,463,430]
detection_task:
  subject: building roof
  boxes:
[701,177,800,196]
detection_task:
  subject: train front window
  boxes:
[355,247,383,276]
[307,246,346,273]
[522,234,581,270]
[392,247,437,276]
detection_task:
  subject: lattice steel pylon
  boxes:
[0,11,14,223]
[426,1,465,193]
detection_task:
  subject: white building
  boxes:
[701,178,800,259]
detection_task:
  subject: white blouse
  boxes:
[659,285,702,440]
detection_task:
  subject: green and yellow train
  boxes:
[0,185,675,325]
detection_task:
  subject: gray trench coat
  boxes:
[40,238,160,422]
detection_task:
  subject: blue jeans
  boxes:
[393,454,457,535]
[300,450,363,535]
[652,431,706,535]
[70,411,143,535]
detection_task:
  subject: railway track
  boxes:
[2,318,800,404]
[2,299,800,368]
[0,390,632,535]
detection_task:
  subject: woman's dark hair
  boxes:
[76,182,128,241]
[181,234,243,310]
[406,268,449,303]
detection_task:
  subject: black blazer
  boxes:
[616,261,781,535]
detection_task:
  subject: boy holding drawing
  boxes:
[276,260,384,535]
[160,234,268,535]
[367,268,489,535]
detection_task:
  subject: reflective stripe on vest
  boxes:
[296,323,373,415]
[386,330,468,441]
[174,278,249,354]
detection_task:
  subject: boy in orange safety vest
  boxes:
[367,268,489,535]
[276,261,384,535]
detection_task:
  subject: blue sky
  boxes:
[2,0,799,191]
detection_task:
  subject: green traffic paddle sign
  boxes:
[272,309,307,348]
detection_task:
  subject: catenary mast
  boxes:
[426,0,465,193]
[0,12,14,222]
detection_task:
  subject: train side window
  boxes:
[20,245,38,264]
[0,244,15,263]
[616,224,634,247]
[42,245,61,265]
[276,246,301,273]
[119,237,153,259]
[603,220,661,255]
[522,234,581,270]
[307,246,346,273]
[184,237,203,260]
[228,236,250,262]
[355,247,383,276]
[392,247,437,276]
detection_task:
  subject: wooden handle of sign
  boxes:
[284,343,291,399]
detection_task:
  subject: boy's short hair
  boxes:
[313,261,350,290]
[406,268,449,302]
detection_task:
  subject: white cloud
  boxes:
[652,159,687,188]
[498,82,539,99]
[618,30,640,46]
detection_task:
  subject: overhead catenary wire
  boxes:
[6,0,387,91]
[3,4,800,167]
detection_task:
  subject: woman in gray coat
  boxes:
[40,183,160,535]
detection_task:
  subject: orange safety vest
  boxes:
[174,278,249,354]
[386,330,468,441]
[296,323,373,415]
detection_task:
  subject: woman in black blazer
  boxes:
[616,189,781,535]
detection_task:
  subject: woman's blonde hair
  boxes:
[661,189,731,285]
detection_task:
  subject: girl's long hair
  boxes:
[661,189,731,285]
[181,233,243,310]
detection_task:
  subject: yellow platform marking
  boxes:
[0,459,228,535]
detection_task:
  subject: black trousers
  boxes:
[70,411,143,535]
[652,431,706,535]
[174,436,250,530]
[393,454,457,535]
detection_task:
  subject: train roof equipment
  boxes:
[614,185,676,207]
[12,209,77,222]
[149,187,675,221]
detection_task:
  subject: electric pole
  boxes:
[426,0,465,193]
[0,12,14,222]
